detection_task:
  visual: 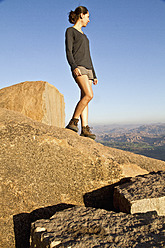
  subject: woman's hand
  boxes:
[73,68,82,77]
[93,79,98,85]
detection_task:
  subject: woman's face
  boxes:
[81,11,90,27]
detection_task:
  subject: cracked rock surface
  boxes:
[30,206,165,248]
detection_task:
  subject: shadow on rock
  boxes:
[13,203,75,248]
[83,177,131,211]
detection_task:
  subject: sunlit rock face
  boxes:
[0,81,65,127]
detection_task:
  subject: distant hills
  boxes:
[95,123,165,161]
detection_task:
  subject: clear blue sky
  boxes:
[0,0,165,125]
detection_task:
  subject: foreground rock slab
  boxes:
[30,206,165,248]
[0,81,65,127]
[113,171,165,216]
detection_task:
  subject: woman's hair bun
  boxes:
[68,10,76,24]
[68,6,88,24]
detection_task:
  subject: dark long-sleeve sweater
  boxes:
[65,27,97,79]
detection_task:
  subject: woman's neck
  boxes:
[73,22,83,34]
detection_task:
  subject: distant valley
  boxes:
[94,123,165,162]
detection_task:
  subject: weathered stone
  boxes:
[0,81,65,127]
[30,206,165,248]
[0,107,165,247]
[113,171,165,216]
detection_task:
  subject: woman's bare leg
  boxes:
[80,80,93,127]
[72,75,93,120]
[80,104,88,127]
[67,76,95,139]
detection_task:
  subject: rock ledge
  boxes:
[113,171,165,216]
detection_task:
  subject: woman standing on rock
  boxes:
[65,6,98,139]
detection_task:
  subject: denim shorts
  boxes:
[72,66,94,81]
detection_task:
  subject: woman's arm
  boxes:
[65,28,77,71]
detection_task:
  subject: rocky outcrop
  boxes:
[0,107,165,247]
[0,81,65,127]
[30,172,165,247]
[30,206,165,248]
[113,171,165,216]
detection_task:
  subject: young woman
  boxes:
[65,6,98,139]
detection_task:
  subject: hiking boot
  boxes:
[80,125,96,140]
[66,118,79,132]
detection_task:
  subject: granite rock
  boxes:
[113,171,165,216]
[0,81,65,127]
[30,206,165,248]
[0,107,165,247]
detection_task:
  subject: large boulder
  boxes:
[0,81,65,127]
[0,107,165,247]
